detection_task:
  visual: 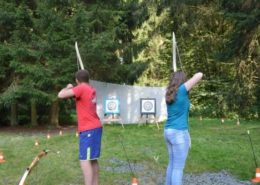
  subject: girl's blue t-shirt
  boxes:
[165,84,190,130]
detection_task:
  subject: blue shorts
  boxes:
[79,127,102,160]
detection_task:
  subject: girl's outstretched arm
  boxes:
[184,72,203,91]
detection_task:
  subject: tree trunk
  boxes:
[31,100,38,126]
[49,99,60,127]
[10,102,18,126]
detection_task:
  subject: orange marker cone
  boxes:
[35,140,39,146]
[252,168,260,183]
[131,177,138,185]
[0,152,5,163]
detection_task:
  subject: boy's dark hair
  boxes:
[75,70,89,83]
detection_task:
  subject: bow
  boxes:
[18,150,48,185]
[172,32,184,72]
[172,32,177,72]
[75,41,85,70]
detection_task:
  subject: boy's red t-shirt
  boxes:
[72,83,102,132]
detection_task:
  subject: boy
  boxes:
[58,69,102,185]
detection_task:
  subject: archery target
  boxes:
[140,98,156,114]
[104,99,120,114]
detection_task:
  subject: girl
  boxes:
[164,71,203,185]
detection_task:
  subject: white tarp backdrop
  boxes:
[90,80,167,124]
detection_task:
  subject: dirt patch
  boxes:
[103,158,253,185]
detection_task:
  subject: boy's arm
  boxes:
[58,84,75,99]
[184,72,203,91]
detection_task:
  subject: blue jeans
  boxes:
[164,129,190,185]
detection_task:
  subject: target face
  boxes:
[143,101,153,111]
[140,98,156,114]
[107,101,117,111]
[104,99,120,114]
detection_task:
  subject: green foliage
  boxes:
[133,0,260,119]
[0,0,259,125]
[0,0,144,126]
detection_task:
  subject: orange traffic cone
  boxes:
[252,168,260,183]
[0,152,5,163]
[131,177,138,185]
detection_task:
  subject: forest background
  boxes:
[0,0,259,127]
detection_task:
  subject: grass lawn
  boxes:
[0,117,259,185]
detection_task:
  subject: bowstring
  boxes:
[176,43,185,73]
[35,164,38,184]
[76,57,80,71]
